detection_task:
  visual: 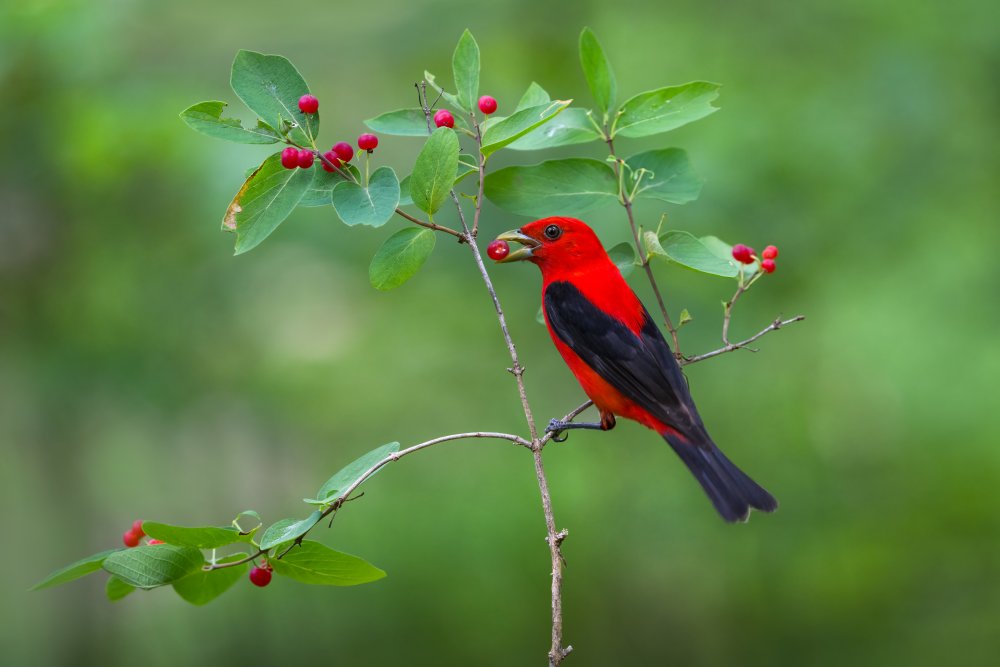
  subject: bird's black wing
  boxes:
[544,281,705,437]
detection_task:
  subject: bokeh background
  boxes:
[3,0,997,665]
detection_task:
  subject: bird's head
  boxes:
[494,217,609,272]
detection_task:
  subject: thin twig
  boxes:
[604,135,682,358]
[682,315,805,365]
[395,207,463,239]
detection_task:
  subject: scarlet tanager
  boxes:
[496,217,777,522]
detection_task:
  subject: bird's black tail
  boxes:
[664,433,778,523]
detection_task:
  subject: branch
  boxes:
[539,400,594,447]
[204,431,531,571]
[417,81,572,665]
[394,207,463,239]
[604,134,682,359]
[682,315,805,365]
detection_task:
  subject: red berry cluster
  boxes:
[433,94,500,129]
[731,243,780,274]
[487,239,510,261]
[122,520,145,547]
[249,561,273,587]
[279,96,381,172]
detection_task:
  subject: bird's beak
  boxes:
[495,229,541,263]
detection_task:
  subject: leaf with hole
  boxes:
[179,101,280,144]
[271,540,386,586]
[369,228,436,291]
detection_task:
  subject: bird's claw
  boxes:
[546,419,569,442]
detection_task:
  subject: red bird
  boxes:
[496,217,777,522]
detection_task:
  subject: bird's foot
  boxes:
[545,418,605,443]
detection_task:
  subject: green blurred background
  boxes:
[3,0,997,664]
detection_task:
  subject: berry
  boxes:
[761,258,777,274]
[249,566,272,587]
[434,109,455,128]
[358,133,378,151]
[321,150,342,172]
[132,520,145,538]
[478,95,498,114]
[487,239,510,261]
[731,244,754,264]
[762,245,779,260]
[298,94,319,114]
[122,530,141,548]
[147,539,164,545]
[297,149,314,169]
[280,147,299,169]
[332,141,354,163]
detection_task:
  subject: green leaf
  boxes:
[102,545,205,589]
[484,158,618,217]
[626,148,703,204]
[645,230,741,277]
[535,305,546,325]
[331,167,400,228]
[516,82,551,111]
[398,175,413,206]
[179,101,280,144]
[271,540,386,586]
[613,82,720,138]
[424,71,463,111]
[31,549,120,591]
[452,29,480,112]
[409,127,459,216]
[106,576,135,601]
[679,308,694,327]
[298,163,358,208]
[480,101,571,157]
[223,152,314,254]
[700,235,760,276]
[455,153,479,185]
[259,511,324,551]
[312,442,401,504]
[172,555,247,605]
[579,28,617,116]
[507,108,602,151]
[607,242,637,279]
[369,228,436,291]
[230,50,317,145]
[364,108,466,136]
[141,522,246,549]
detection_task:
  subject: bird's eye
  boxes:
[544,224,562,240]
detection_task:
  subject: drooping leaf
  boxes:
[223,152,314,255]
[311,442,401,504]
[229,50,317,145]
[106,576,136,601]
[480,101,571,157]
[179,101,280,144]
[424,71,463,111]
[259,511,324,551]
[452,29,480,112]
[626,148,703,204]
[645,230,742,277]
[613,82,720,138]
[409,127,459,216]
[271,540,386,586]
[484,158,618,217]
[369,228,436,291]
[31,549,121,591]
[607,242,637,279]
[141,522,247,549]
[172,555,248,605]
[331,166,400,228]
[102,545,205,589]
[579,28,617,115]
